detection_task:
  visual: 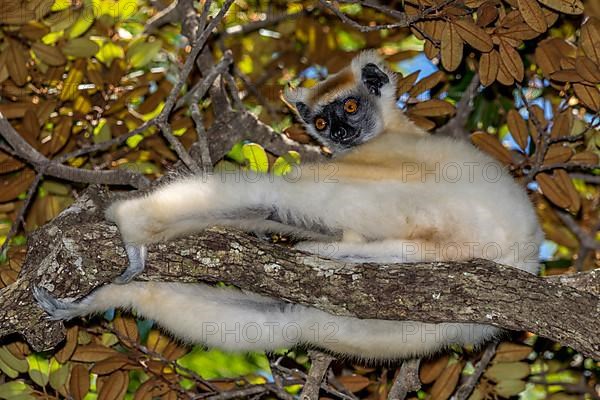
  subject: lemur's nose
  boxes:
[331,127,348,141]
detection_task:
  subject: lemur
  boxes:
[34,51,543,360]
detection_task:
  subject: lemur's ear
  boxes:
[361,63,390,96]
[283,86,312,123]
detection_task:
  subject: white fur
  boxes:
[56,52,542,360]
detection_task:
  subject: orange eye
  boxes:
[315,117,327,130]
[344,99,358,113]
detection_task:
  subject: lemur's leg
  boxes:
[106,174,408,282]
[294,240,437,263]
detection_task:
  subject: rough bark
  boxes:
[1,187,598,359]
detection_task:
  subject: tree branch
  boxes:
[1,187,598,360]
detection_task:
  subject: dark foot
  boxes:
[32,286,85,321]
[113,244,147,284]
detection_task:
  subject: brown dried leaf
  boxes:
[497,57,515,85]
[0,268,18,286]
[550,69,583,82]
[560,57,576,70]
[441,22,464,71]
[499,9,524,27]
[146,330,170,354]
[550,110,573,139]
[477,2,499,27]
[543,7,559,27]
[98,370,129,400]
[570,151,599,165]
[536,172,571,209]
[479,50,499,86]
[544,145,573,164]
[555,169,580,212]
[0,103,31,119]
[517,0,547,33]
[71,344,120,362]
[69,363,90,400]
[420,355,449,384]
[91,355,130,375]
[575,56,600,83]
[135,379,170,400]
[55,326,78,364]
[507,109,529,150]
[407,114,437,130]
[573,83,600,111]
[494,343,533,362]
[538,0,584,14]
[162,342,189,361]
[31,42,66,66]
[22,109,40,139]
[0,4,35,24]
[499,40,524,81]
[113,316,139,344]
[410,99,456,117]
[6,39,28,87]
[337,375,371,393]
[499,23,540,40]
[20,21,50,40]
[453,19,493,52]
[397,71,420,95]
[430,361,464,400]
[580,17,600,64]
[6,341,30,360]
[471,132,515,165]
[408,71,445,97]
[535,39,577,78]
[0,168,35,202]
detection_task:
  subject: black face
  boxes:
[308,95,379,149]
[293,63,390,152]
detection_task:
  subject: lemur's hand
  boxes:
[105,199,153,284]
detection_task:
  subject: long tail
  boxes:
[35,282,499,360]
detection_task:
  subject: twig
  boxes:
[570,173,600,184]
[300,350,335,400]
[175,52,233,109]
[220,10,309,37]
[157,121,202,174]
[453,341,499,400]
[388,359,421,400]
[0,116,150,189]
[55,120,153,163]
[158,0,234,122]
[319,0,456,32]
[0,173,42,256]
[435,73,480,140]
[557,210,600,271]
[272,358,357,400]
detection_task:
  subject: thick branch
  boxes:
[1,187,598,359]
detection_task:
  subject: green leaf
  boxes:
[0,357,19,379]
[96,42,124,66]
[0,347,28,373]
[272,151,301,176]
[93,119,112,144]
[242,143,269,173]
[126,39,163,69]
[62,38,100,58]
[48,358,69,392]
[0,381,34,399]
[485,362,530,381]
[26,354,50,388]
[494,379,527,397]
[68,12,95,39]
